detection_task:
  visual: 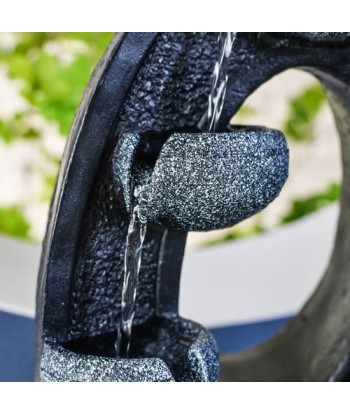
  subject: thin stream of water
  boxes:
[116,185,148,357]
[116,33,236,358]
[199,32,236,132]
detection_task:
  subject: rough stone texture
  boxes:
[182,328,220,382]
[112,133,140,213]
[147,129,289,231]
[129,317,220,382]
[69,160,161,339]
[112,129,289,231]
[40,317,219,382]
[118,32,217,133]
[40,343,174,382]
[270,32,350,44]
[69,33,218,340]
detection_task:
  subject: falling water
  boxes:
[116,185,148,357]
[199,32,236,132]
[116,33,236,358]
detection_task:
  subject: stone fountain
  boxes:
[36,32,350,381]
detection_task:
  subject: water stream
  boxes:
[199,32,236,132]
[116,33,236,358]
[115,185,148,357]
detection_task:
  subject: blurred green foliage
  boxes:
[0,32,113,239]
[203,224,265,247]
[0,112,40,144]
[281,183,340,224]
[284,84,326,141]
[0,32,113,136]
[0,206,30,239]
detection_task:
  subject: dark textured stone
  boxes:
[118,32,217,133]
[269,32,350,44]
[147,129,289,231]
[36,32,350,382]
[40,317,219,382]
[37,33,222,382]
[129,317,220,382]
[40,343,175,382]
[113,129,289,231]
[68,33,218,341]
[183,327,220,382]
